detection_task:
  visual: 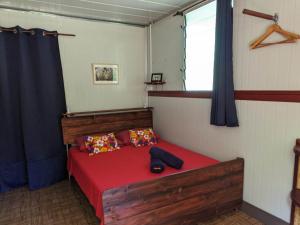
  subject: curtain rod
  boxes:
[0,27,75,36]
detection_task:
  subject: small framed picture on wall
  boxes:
[151,73,163,83]
[92,64,119,84]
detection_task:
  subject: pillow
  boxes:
[75,136,88,152]
[129,128,158,147]
[117,129,160,146]
[84,133,120,156]
[115,130,131,146]
[75,133,103,152]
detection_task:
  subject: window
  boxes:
[185,1,216,91]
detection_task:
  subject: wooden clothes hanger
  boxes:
[243,9,300,49]
[250,23,300,49]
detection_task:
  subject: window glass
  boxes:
[185,1,216,91]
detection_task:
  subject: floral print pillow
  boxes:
[129,128,157,147]
[84,133,120,156]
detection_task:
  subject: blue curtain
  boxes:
[0,27,27,192]
[210,0,239,127]
[0,26,67,192]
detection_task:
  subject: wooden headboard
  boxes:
[61,107,153,144]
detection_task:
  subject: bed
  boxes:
[62,108,244,225]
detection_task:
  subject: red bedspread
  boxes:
[67,140,219,225]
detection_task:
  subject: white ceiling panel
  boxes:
[0,0,196,26]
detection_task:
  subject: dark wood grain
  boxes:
[291,190,300,207]
[235,91,300,102]
[148,91,212,98]
[148,90,300,103]
[61,109,153,144]
[102,158,244,225]
[242,9,277,21]
[295,139,300,155]
[291,139,300,225]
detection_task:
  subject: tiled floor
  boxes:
[200,212,264,225]
[0,180,264,225]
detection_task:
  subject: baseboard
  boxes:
[241,201,289,225]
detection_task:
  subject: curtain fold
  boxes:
[210,0,239,127]
[0,29,27,192]
[0,26,67,192]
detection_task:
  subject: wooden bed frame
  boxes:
[61,107,244,225]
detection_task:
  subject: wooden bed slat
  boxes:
[102,158,244,225]
[61,109,153,144]
[62,111,152,126]
[104,174,242,221]
[63,119,152,136]
[103,158,243,203]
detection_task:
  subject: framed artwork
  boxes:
[151,73,163,83]
[92,64,119,84]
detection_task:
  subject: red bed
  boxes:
[62,108,243,225]
[67,139,219,225]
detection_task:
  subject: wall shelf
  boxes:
[144,82,166,85]
[144,81,165,91]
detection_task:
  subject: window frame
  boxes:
[183,0,217,91]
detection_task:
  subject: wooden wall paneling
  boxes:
[148,91,300,103]
[148,91,212,98]
[235,91,300,103]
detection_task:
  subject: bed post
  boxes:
[66,144,71,181]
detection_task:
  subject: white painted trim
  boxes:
[152,0,210,24]
[78,0,169,14]
[184,0,215,15]
[28,0,155,19]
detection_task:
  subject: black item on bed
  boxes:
[150,147,184,170]
[150,156,165,174]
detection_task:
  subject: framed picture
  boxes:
[151,73,163,83]
[92,64,119,84]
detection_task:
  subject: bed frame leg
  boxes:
[233,205,242,212]
[66,144,71,181]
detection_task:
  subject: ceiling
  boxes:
[0,0,195,26]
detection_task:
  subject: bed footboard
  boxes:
[102,158,244,225]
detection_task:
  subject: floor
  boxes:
[0,180,264,225]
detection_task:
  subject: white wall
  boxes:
[233,0,300,90]
[150,0,300,222]
[0,9,147,112]
[150,97,297,222]
[151,16,185,90]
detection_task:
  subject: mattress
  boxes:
[67,139,219,225]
